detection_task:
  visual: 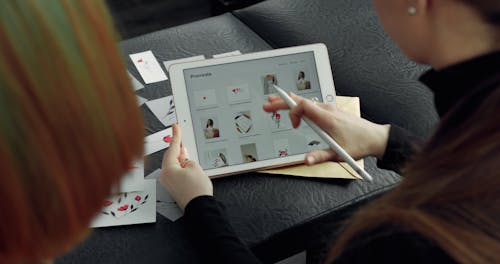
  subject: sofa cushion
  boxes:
[235,0,439,138]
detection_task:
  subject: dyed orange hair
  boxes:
[0,1,143,263]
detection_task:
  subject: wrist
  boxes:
[369,124,391,159]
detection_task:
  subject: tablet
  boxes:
[169,43,336,178]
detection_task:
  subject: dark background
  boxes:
[106,0,265,39]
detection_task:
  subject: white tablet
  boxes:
[169,43,336,178]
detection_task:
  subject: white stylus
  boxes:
[273,85,373,181]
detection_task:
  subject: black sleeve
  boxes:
[377,125,423,174]
[184,195,262,264]
[332,229,454,264]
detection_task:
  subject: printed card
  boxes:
[136,95,148,106]
[163,55,206,73]
[234,111,253,135]
[116,160,144,193]
[129,51,168,84]
[91,179,156,228]
[144,128,173,155]
[145,96,177,128]
[305,133,326,152]
[226,84,251,104]
[145,169,183,221]
[273,139,290,158]
[193,89,217,109]
[127,71,145,91]
[213,50,242,58]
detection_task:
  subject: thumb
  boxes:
[163,124,182,168]
[305,149,342,165]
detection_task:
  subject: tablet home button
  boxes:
[326,94,334,102]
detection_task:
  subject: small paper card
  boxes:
[144,128,173,156]
[163,55,206,72]
[115,160,144,193]
[212,50,242,58]
[145,96,177,128]
[145,169,183,221]
[91,179,156,228]
[136,95,148,106]
[127,71,145,91]
[130,51,168,84]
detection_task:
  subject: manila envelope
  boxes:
[260,96,363,180]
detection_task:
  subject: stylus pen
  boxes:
[273,85,373,181]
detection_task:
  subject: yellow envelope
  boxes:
[259,96,363,180]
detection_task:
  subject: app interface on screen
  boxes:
[184,52,328,169]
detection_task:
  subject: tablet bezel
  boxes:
[169,43,336,178]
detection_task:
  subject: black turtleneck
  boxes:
[183,51,500,264]
[420,50,500,117]
[378,50,500,173]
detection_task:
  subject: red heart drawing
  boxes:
[137,59,143,63]
[232,88,237,93]
[118,205,129,211]
[135,195,142,202]
[163,135,172,143]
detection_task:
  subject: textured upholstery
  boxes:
[235,0,439,138]
[57,1,438,263]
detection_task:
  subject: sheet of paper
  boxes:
[145,169,183,221]
[276,251,306,264]
[136,95,148,106]
[212,50,242,58]
[260,97,363,180]
[127,71,145,91]
[115,160,144,193]
[163,55,206,72]
[145,96,177,128]
[261,160,363,179]
[91,179,156,228]
[130,51,168,84]
[144,128,173,155]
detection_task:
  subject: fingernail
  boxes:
[306,156,315,165]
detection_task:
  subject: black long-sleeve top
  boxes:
[184,51,500,264]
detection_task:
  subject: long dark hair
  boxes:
[462,0,500,25]
[325,86,500,262]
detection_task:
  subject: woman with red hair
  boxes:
[0,1,143,262]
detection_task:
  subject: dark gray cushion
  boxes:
[235,0,439,138]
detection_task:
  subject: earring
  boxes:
[408,6,417,15]
[407,0,417,15]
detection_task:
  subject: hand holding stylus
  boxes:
[263,86,391,181]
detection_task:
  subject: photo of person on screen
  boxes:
[203,118,220,139]
[296,71,311,90]
[263,74,278,95]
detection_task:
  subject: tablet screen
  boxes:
[183,51,328,169]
